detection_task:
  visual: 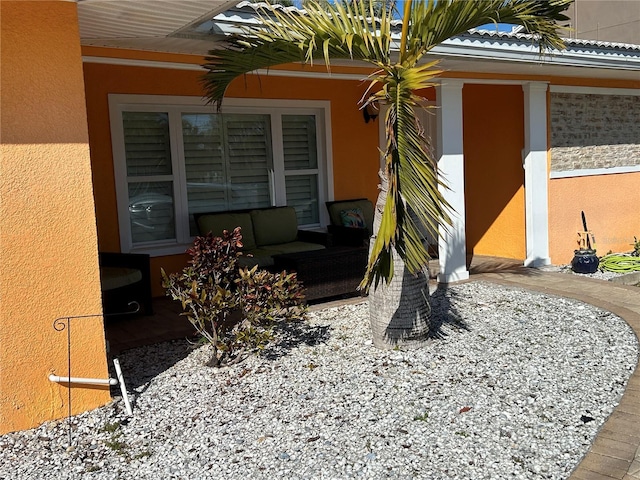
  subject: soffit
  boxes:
[77,0,238,53]
[78,1,640,82]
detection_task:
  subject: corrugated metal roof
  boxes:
[468,28,640,52]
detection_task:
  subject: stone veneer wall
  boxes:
[550,93,639,172]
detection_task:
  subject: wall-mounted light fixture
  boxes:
[363,101,379,123]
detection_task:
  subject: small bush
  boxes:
[162,228,306,367]
[632,236,640,257]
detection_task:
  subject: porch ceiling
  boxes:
[77,0,239,54]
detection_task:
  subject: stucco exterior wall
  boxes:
[82,50,640,287]
[549,172,640,264]
[564,0,640,44]
[83,61,381,296]
[550,93,640,171]
[462,84,526,260]
[548,87,639,264]
[0,1,110,434]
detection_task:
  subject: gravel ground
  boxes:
[1,281,637,480]
[544,251,638,282]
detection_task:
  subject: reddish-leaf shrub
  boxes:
[162,227,306,367]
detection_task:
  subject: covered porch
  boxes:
[4,0,638,434]
[105,255,529,354]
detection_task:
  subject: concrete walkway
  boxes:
[459,257,640,480]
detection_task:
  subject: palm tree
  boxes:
[202,0,570,348]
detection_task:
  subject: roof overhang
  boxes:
[78,1,640,82]
[77,0,239,54]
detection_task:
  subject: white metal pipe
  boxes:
[112,358,133,416]
[49,374,118,386]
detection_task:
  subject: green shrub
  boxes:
[162,228,306,367]
[632,236,640,257]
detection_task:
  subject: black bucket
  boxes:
[571,249,599,274]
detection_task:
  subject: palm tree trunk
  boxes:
[368,171,431,349]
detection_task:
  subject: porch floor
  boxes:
[105,292,367,355]
[105,298,196,355]
[104,255,524,355]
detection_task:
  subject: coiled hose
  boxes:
[599,254,640,272]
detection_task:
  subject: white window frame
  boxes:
[109,94,334,256]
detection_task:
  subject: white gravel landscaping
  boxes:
[1,281,637,480]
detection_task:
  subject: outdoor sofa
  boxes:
[195,206,330,268]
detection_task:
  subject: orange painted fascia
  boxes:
[81,46,375,76]
[446,70,639,90]
[547,76,640,89]
[81,46,206,65]
[82,46,640,89]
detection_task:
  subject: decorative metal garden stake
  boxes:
[572,211,599,274]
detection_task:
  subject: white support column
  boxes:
[523,82,551,267]
[436,80,469,283]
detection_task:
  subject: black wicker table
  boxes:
[272,246,368,301]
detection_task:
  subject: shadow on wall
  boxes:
[462,84,526,260]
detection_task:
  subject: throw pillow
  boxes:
[340,208,366,228]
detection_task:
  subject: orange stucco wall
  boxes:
[549,172,640,264]
[462,84,526,260]
[0,1,110,434]
[82,48,639,290]
[83,62,381,295]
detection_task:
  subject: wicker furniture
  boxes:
[325,198,374,247]
[273,246,368,301]
[194,206,330,268]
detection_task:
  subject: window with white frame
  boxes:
[109,95,332,255]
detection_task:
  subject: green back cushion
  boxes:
[328,199,374,229]
[250,207,298,246]
[196,212,257,251]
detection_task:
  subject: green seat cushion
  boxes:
[250,207,298,246]
[261,241,326,256]
[328,199,374,229]
[196,212,256,251]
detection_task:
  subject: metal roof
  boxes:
[78,1,640,81]
[468,28,640,52]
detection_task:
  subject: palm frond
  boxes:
[202,1,393,107]
[202,0,572,290]
[360,60,451,290]
[404,0,571,63]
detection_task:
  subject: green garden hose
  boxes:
[599,254,640,273]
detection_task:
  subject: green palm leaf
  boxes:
[201,0,571,290]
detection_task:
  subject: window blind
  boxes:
[122,112,172,176]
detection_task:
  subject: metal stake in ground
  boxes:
[581,211,591,250]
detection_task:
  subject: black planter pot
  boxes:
[571,249,599,274]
